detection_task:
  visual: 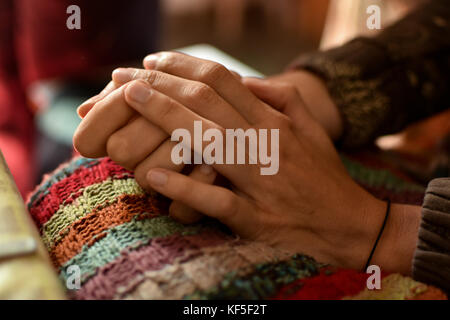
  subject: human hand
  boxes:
[74,58,250,222]
[86,52,388,270]
[74,57,265,223]
[73,53,359,233]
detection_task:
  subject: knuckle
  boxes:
[277,112,292,125]
[134,165,150,190]
[282,83,298,95]
[72,130,86,155]
[217,191,239,219]
[169,202,201,224]
[283,83,303,103]
[106,134,135,169]
[186,84,215,104]
[198,62,229,84]
[155,51,177,69]
[168,202,181,217]
[217,126,226,137]
[143,70,159,86]
[157,96,178,122]
[169,201,186,218]
[73,129,103,158]
[271,113,292,130]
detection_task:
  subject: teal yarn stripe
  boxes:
[185,254,321,300]
[59,215,213,283]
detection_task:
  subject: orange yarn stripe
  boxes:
[49,194,164,267]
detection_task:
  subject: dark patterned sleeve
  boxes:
[290,0,450,148]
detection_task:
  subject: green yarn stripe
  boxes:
[185,254,320,300]
[59,215,211,283]
[341,155,425,193]
[42,178,144,248]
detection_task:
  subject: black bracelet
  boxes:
[363,199,391,271]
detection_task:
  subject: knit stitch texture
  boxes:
[26,151,447,300]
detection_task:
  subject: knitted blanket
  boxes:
[26,150,447,300]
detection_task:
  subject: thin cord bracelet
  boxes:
[363,199,391,271]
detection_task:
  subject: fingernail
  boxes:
[82,94,99,105]
[147,170,168,187]
[76,106,85,118]
[144,55,158,69]
[112,68,134,83]
[77,95,96,111]
[77,102,94,118]
[127,81,151,103]
[199,164,213,175]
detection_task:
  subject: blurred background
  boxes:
[0,0,447,198]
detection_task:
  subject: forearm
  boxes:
[285,0,450,148]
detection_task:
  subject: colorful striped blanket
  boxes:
[26,150,447,300]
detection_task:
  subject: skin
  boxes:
[74,52,421,274]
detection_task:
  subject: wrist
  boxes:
[339,193,421,274]
[370,203,421,275]
[300,182,386,270]
[332,190,387,270]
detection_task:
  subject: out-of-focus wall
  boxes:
[320,0,425,49]
[160,0,330,75]
[159,0,423,73]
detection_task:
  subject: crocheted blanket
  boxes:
[26,150,447,300]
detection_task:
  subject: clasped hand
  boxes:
[74,52,385,270]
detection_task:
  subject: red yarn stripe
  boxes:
[29,158,132,229]
[271,268,388,300]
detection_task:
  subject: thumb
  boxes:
[77,81,118,118]
[242,78,286,111]
[243,77,315,128]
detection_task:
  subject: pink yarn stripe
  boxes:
[72,230,230,300]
